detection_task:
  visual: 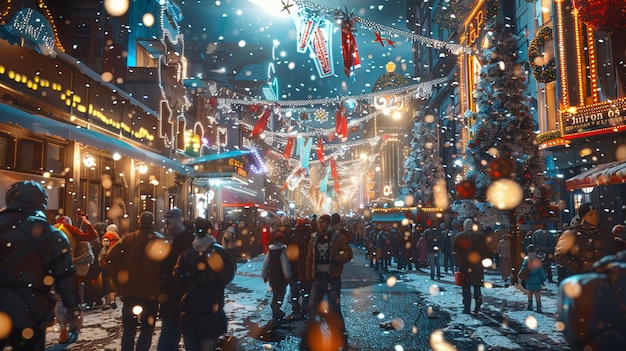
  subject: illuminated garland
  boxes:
[217,77,448,108]
[293,0,465,54]
[528,24,556,83]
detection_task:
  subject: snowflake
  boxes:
[315,108,328,123]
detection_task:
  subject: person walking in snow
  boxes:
[173,217,235,351]
[0,181,81,351]
[262,231,291,322]
[106,211,164,351]
[518,244,546,312]
[99,230,120,310]
[157,208,195,351]
[305,214,353,349]
[453,218,487,315]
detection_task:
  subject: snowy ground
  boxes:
[38,246,569,350]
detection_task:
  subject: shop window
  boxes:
[0,132,16,169]
[45,143,66,175]
[17,139,43,172]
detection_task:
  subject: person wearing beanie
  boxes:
[555,202,615,283]
[0,181,81,350]
[518,244,547,312]
[99,231,120,310]
[261,231,291,322]
[106,211,164,351]
[173,217,235,351]
[304,213,353,349]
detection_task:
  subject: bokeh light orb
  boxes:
[142,13,155,27]
[286,243,300,262]
[486,179,523,210]
[424,114,435,123]
[207,252,225,272]
[0,312,12,339]
[386,275,397,287]
[104,0,130,17]
[145,238,170,261]
[616,144,626,160]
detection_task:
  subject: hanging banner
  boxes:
[300,137,313,169]
[249,107,272,138]
[295,8,318,53]
[309,19,334,78]
[335,104,348,141]
[316,137,325,164]
[283,136,295,159]
[330,157,338,179]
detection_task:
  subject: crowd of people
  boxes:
[1,179,625,351]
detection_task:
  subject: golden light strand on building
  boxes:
[572,7,585,106]
[555,0,569,109]
[586,25,599,104]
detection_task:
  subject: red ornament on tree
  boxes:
[456,179,477,200]
[488,157,514,180]
[250,104,260,113]
[208,97,218,107]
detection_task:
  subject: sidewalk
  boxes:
[42,246,569,350]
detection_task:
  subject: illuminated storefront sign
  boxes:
[0,40,157,142]
[561,98,626,136]
[5,8,55,56]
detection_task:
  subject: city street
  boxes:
[43,246,569,351]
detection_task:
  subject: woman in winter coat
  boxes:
[261,231,291,321]
[173,218,235,351]
[519,244,547,312]
[99,231,120,310]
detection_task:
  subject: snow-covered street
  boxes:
[42,246,569,350]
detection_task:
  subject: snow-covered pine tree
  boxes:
[399,114,447,207]
[453,28,545,227]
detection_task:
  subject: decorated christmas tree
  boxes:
[452,28,546,227]
[399,115,447,208]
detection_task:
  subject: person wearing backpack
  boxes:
[53,213,98,344]
[518,244,546,312]
[173,217,235,351]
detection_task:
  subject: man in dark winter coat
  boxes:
[555,202,615,283]
[424,227,443,280]
[532,228,556,283]
[106,211,165,351]
[0,181,81,351]
[173,217,235,350]
[262,231,291,321]
[304,214,353,349]
[453,218,487,315]
[157,208,195,351]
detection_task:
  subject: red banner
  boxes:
[283,137,295,159]
[250,108,271,138]
[316,137,325,164]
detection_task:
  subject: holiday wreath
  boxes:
[528,25,556,83]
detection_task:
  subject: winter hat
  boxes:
[138,211,154,227]
[577,202,596,219]
[5,180,48,218]
[274,232,286,243]
[57,216,72,226]
[527,244,536,252]
[331,213,341,224]
[195,217,213,237]
[318,214,331,223]
[103,231,120,244]
[106,224,118,233]
[165,208,184,219]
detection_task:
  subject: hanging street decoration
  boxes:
[456,179,477,200]
[373,31,385,46]
[337,7,361,77]
[316,137,326,164]
[385,37,396,48]
[280,0,295,14]
[249,107,273,138]
[283,136,296,159]
[294,7,334,78]
[314,108,329,122]
[335,103,348,142]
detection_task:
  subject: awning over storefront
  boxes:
[565,160,626,190]
[0,103,193,175]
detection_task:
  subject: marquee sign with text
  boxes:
[561,97,626,136]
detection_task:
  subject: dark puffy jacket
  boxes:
[558,251,626,350]
[555,223,615,277]
[453,229,487,286]
[159,227,195,323]
[0,209,79,330]
[173,236,235,339]
[106,227,164,300]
